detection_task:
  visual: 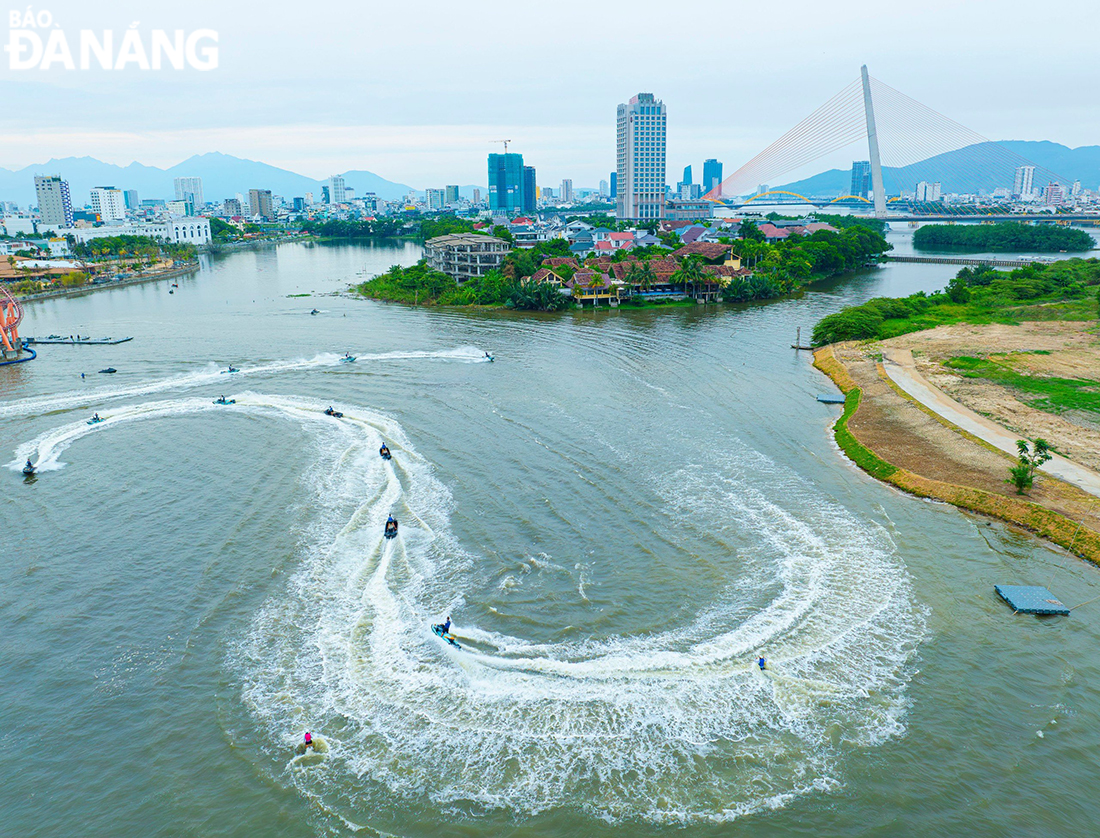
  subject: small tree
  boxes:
[1008,438,1052,495]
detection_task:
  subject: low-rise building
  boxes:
[67,218,212,246]
[424,233,510,282]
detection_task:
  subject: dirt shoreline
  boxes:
[814,334,1100,564]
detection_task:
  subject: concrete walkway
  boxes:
[881,348,1100,500]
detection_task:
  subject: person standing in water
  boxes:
[758,657,767,671]
[304,732,314,750]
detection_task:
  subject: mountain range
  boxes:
[778,141,1100,198]
[0,153,483,206]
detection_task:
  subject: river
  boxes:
[2,229,1099,836]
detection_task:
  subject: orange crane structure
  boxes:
[1,284,24,354]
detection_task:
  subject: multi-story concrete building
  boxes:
[68,217,211,246]
[426,188,445,211]
[445,185,460,204]
[224,198,242,216]
[328,175,346,204]
[166,199,194,217]
[560,179,574,204]
[616,93,666,220]
[34,175,73,227]
[1013,166,1035,198]
[123,189,140,210]
[914,181,942,202]
[424,233,510,282]
[90,186,126,222]
[174,177,204,209]
[522,167,537,213]
[248,189,274,220]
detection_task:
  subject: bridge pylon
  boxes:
[861,64,887,219]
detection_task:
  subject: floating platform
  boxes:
[816,394,846,404]
[995,585,1070,616]
[25,336,133,345]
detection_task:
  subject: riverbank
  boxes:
[15,262,200,304]
[814,339,1100,563]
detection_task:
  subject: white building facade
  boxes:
[68,218,211,246]
[90,187,126,222]
[173,177,204,209]
[616,93,666,220]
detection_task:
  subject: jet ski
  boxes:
[221,366,240,374]
[87,415,105,425]
[339,354,356,363]
[383,517,398,539]
[432,624,461,649]
[214,397,236,405]
[379,445,392,460]
[22,462,36,476]
[310,309,320,315]
[169,289,174,294]
[98,367,117,374]
[484,352,494,362]
[323,407,343,418]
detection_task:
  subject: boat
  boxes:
[432,624,461,649]
[310,309,320,315]
[339,354,355,363]
[221,366,240,374]
[22,463,35,476]
[323,407,343,418]
[383,518,398,539]
[98,367,117,374]
[379,446,392,460]
[87,415,105,425]
[214,397,236,405]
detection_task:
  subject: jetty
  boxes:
[24,336,134,345]
[887,255,1049,269]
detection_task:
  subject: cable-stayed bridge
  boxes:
[708,66,1085,219]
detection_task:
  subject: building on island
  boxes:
[424,233,510,282]
[616,93,667,220]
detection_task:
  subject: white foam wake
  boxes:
[11,396,926,825]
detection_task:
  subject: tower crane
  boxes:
[492,140,512,154]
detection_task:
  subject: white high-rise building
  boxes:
[90,186,126,222]
[914,181,942,202]
[1013,166,1035,198]
[426,188,445,211]
[599,179,609,198]
[173,177,204,209]
[34,174,73,227]
[560,179,574,203]
[328,175,346,204]
[616,92,667,220]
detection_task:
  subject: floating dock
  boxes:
[994,585,1070,616]
[816,394,846,404]
[24,336,133,345]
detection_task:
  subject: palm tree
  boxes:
[673,256,706,299]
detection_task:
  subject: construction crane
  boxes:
[492,140,512,154]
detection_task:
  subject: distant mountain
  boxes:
[0,153,418,206]
[777,141,1100,198]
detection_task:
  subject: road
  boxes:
[881,348,1100,499]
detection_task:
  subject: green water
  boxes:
[3,232,1099,836]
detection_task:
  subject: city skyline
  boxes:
[2,0,1098,187]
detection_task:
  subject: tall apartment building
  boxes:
[702,158,723,194]
[123,189,140,210]
[522,167,537,213]
[914,181,942,202]
[224,198,242,216]
[34,175,73,227]
[1013,165,1035,198]
[850,161,871,199]
[90,186,126,222]
[560,179,574,204]
[327,175,345,203]
[472,188,481,205]
[444,185,460,204]
[248,189,274,220]
[616,92,666,220]
[426,188,445,211]
[1044,182,1064,205]
[488,153,526,213]
[173,176,204,209]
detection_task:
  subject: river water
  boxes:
[3,230,1100,836]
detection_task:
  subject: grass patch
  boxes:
[287,293,311,297]
[944,355,1100,414]
[833,388,898,479]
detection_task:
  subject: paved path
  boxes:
[881,348,1100,499]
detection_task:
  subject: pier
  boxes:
[24,336,134,345]
[886,255,1049,268]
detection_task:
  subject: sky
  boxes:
[2,0,1098,189]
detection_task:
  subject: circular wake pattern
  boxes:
[12,390,927,826]
[228,410,928,826]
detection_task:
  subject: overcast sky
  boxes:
[2,0,1097,188]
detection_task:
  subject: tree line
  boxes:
[913,222,1094,253]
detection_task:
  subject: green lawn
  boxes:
[944,356,1100,414]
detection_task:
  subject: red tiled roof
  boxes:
[672,242,731,261]
[595,240,614,251]
[542,257,580,269]
[529,267,563,284]
[608,231,633,241]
